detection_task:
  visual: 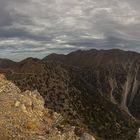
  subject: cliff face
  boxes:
[0,74,97,140]
[45,49,140,119]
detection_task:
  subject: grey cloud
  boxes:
[0,0,140,61]
[0,27,53,41]
[0,1,13,26]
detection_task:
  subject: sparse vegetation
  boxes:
[0,49,140,140]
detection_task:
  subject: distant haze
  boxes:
[0,0,140,61]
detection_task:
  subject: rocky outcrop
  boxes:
[0,74,97,140]
[0,74,47,139]
[79,133,96,140]
[136,128,140,140]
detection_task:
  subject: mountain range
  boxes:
[0,49,140,140]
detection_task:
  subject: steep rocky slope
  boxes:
[0,74,98,140]
[45,49,140,119]
[0,55,139,140]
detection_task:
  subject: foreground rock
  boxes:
[0,74,97,140]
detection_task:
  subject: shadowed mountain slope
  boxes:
[0,58,17,69]
[0,50,139,139]
[45,49,140,120]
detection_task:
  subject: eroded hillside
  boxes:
[0,74,98,140]
[45,49,140,119]
[0,56,139,140]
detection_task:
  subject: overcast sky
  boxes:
[0,0,140,61]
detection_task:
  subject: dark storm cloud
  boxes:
[0,1,13,26]
[0,0,140,61]
[0,27,53,41]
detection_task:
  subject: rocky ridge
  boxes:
[0,49,140,139]
[0,74,96,140]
